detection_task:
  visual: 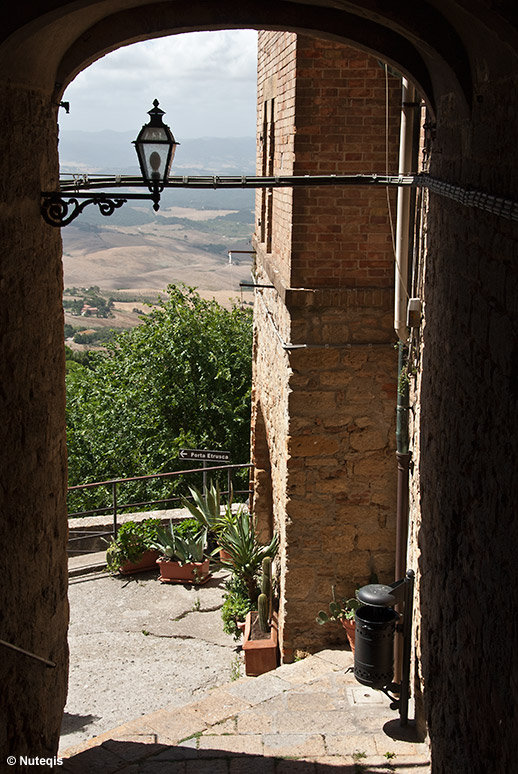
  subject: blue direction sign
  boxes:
[179,448,231,463]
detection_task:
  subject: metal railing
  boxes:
[67,462,252,553]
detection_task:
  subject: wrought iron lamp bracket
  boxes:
[40,191,159,227]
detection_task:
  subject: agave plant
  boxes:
[150,521,208,564]
[216,509,279,603]
[181,482,221,535]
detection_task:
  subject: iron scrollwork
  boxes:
[41,194,128,227]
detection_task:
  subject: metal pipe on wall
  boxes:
[394,78,416,344]
[393,78,418,685]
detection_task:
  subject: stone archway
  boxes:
[2,3,518,771]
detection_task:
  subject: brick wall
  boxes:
[256,32,297,287]
[252,32,401,656]
[291,38,400,289]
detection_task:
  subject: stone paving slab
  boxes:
[225,672,293,704]
[62,650,431,773]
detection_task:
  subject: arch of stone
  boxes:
[1,4,518,773]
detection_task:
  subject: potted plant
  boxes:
[105,518,161,574]
[215,508,279,602]
[243,556,279,676]
[181,482,222,537]
[181,481,242,561]
[220,575,254,640]
[150,521,211,584]
[316,586,361,652]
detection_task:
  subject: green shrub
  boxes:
[221,575,254,640]
[173,517,203,541]
[105,518,161,573]
[66,285,253,512]
[216,509,278,603]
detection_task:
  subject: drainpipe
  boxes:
[394,78,417,582]
[395,342,411,582]
[394,79,417,684]
[394,78,415,345]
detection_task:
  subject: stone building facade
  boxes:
[250,32,401,659]
[1,3,518,773]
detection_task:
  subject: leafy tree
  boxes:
[66,285,252,514]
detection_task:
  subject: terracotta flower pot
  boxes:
[119,549,160,575]
[342,618,356,653]
[156,557,211,584]
[243,610,279,676]
[219,548,233,563]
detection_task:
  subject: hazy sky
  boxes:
[62,30,258,138]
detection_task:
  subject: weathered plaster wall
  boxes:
[251,32,400,658]
[0,84,69,766]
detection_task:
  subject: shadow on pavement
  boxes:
[62,738,431,773]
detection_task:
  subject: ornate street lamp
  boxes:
[133,99,179,210]
[41,99,179,226]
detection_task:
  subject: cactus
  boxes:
[258,592,270,632]
[261,556,272,597]
[258,556,273,632]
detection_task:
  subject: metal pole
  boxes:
[202,461,207,496]
[399,569,415,726]
[0,638,56,668]
[394,342,411,684]
[112,481,118,539]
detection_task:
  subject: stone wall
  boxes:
[0,83,69,764]
[406,60,518,774]
[251,32,401,658]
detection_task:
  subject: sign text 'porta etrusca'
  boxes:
[179,448,231,463]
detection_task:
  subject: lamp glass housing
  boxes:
[133,100,178,189]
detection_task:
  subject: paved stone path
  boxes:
[61,649,431,773]
[63,553,239,751]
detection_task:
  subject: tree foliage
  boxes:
[66,285,253,513]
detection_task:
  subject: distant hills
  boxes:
[58,130,257,210]
[59,130,257,294]
[59,130,257,176]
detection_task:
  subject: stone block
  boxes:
[197,734,263,756]
[288,390,337,416]
[61,745,129,774]
[272,709,359,735]
[139,762,187,774]
[356,531,394,552]
[226,673,291,705]
[262,733,326,758]
[349,425,388,452]
[236,705,277,735]
[319,524,357,552]
[314,649,354,669]
[288,434,341,457]
[290,348,340,373]
[324,734,378,756]
[137,708,208,745]
[230,757,276,774]
[184,760,228,774]
[350,452,394,478]
[318,371,355,388]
